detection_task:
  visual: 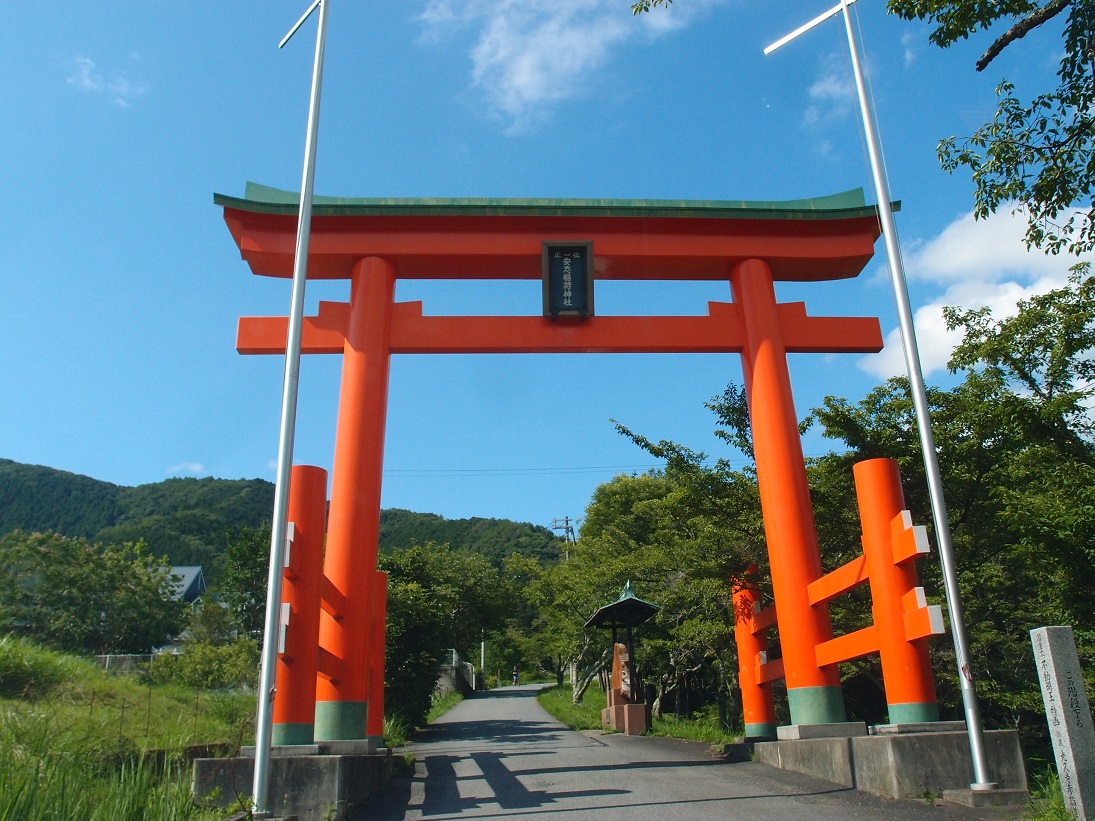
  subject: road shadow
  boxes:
[355,750,851,821]
[410,717,565,746]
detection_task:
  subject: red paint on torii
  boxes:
[219,183,887,737]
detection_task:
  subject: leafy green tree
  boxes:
[218,524,271,636]
[543,423,766,724]
[0,530,185,654]
[886,0,1095,253]
[186,598,239,646]
[381,542,517,727]
[506,553,584,687]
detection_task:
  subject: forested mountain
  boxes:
[0,459,275,573]
[0,459,562,577]
[379,508,562,564]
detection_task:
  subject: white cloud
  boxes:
[67,56,148,108]
[859,208,1090,379]
[902,208,1069,286]
[168,461,205,476]
[900,32,917,68]
[802,53,854,128]
[418,0,724,132]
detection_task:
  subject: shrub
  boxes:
[0,635,70,698]
[144,639,258,690]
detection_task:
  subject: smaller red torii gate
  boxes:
[218,182,939,742]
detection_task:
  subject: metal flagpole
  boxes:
[252,0,330,815]
[764,0,995,790]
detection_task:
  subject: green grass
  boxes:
[1023,769,1078,821]
[536,685,606,730]
[383,713,411,748]
[0,700,225,821]
[649,706,741,745]
[538,685,742,744]
[426,689,464,724]
[1,637,255,751]
[0,637,253,820]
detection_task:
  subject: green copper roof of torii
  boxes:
[214,182,895,221]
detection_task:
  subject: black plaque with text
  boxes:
[542,241,594,318]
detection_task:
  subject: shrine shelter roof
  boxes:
[215,182,889,283]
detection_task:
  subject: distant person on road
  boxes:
[511,667,519,686]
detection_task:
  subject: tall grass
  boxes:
[0,637,251,820]
[1024,768,1079,821]
[649,711,740,744]
[537,685,605,730]
[0,706,221,820]
[426,689,464,724]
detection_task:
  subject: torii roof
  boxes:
[215,183,888,283]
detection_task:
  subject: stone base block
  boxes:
[942,788,1031,808]
[193,751,394,821]
[622,703,649,735]
[852,729,1028,801]
[777,721,867,740]
[241,739,383,757]
[755,728,1028,805]
[870,720,966,735]
[754,736,855,787]
[601,703,649,735]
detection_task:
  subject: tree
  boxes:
[0,530,185,654]
[218,523,271,636]
[540,414,767,723]
[381,542,517,727]
[631,0,673,12]
[886,0,1095,253]
[944,263,1095,620]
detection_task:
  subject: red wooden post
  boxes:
[364,570,389,742]
[272,464,327,745]
[854,458,941,723]
[731,257,845,726]
[315,256,395,741]
[733,569,776,738]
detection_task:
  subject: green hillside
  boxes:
[0,459,123,538]
[0,459,562,577]
[0,459,275,575]
[379,508,562,564]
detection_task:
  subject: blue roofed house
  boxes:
[170,566,207,604]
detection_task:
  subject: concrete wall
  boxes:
[754,729,1027,800]
[436,661,476,697]
[193,751,395,821]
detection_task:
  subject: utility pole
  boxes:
[551,516,578,560]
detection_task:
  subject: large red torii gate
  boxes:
[219,182,891,742]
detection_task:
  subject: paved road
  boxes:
[358,686,1024,821]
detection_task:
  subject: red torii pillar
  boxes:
[314,257,395,741]
[732,258,844,724]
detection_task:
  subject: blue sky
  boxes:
[0,1,1083,531]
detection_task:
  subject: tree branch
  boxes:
[976,0,1072,71]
